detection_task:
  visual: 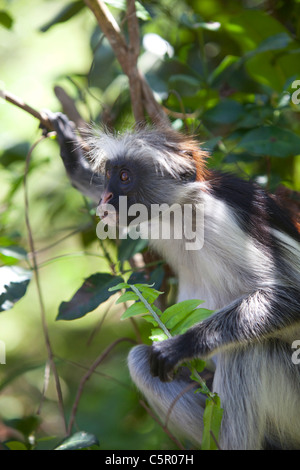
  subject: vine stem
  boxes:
[67,337,136,435]
[23,136,68,434]
[129,285,172,339]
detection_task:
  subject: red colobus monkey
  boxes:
[48,112,300,450]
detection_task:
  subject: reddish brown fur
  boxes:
[159,127,211,182]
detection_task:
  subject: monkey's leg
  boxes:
[128,344,207,447]
[45,111,104,202]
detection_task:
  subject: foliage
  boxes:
[0,0,299,451]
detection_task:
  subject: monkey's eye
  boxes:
[106,169,111,180]
[120,170,130,182]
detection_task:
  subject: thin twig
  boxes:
[164,381,197,429]
[139,400,185,450]
[0,89,53,130]
[24,135,68,434]
[55,354,133,391]
[67,337,136,435]
[86,298,114,346]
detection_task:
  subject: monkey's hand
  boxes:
[150,334,194,382]
[43,111,103,202]
[43,111,84,173]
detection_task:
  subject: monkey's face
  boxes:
[97,157,194,227]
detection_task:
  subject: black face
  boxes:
[100,158,197,227]
[102,160,145,225]
[105,161,135,200]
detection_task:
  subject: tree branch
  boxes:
[84,0,129,73]
[0,89,53,130]
[54,86,88,130]
[83,0,169,126]
[126,0,144,123]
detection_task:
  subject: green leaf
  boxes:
[203,100,244,125]
[132,284,163,303]
[0,266,32,312]
[188,358,206,374]
[116,291,139,304]
[238,126,300,157]
[142,314,158,327]
[4,441,28,450]
[108,282,130,292]
[209,55,239,84]
[57,273,123,320]
[149,328,168,342]
[160,299,204,329]
[120,301,148,320]
[0,246,28,265]
[0,10,14,29]
[224,10,288,52]
[201,395,223,450]
[249,32,292,56]
[171,308,214,335]
[55,431,99,450]
[40,1,85,32]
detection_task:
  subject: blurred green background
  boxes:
[0,0,300,450]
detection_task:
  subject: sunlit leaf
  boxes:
[120,301,148,320]
[131,284,163,303]
[0,246,28,265]
[116,291,139,304]
[160,299,204,328]
[149,328,168,342]
[55,431,99,450]
[108,282,129,292]
[171,308,214,335]
[201,395,223,450]
[4,441,28,451]
[0,266,32,312]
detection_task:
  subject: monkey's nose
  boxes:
[101,191,113,205]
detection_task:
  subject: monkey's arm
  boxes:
[46,111,104,202]
[150,286,300,381]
